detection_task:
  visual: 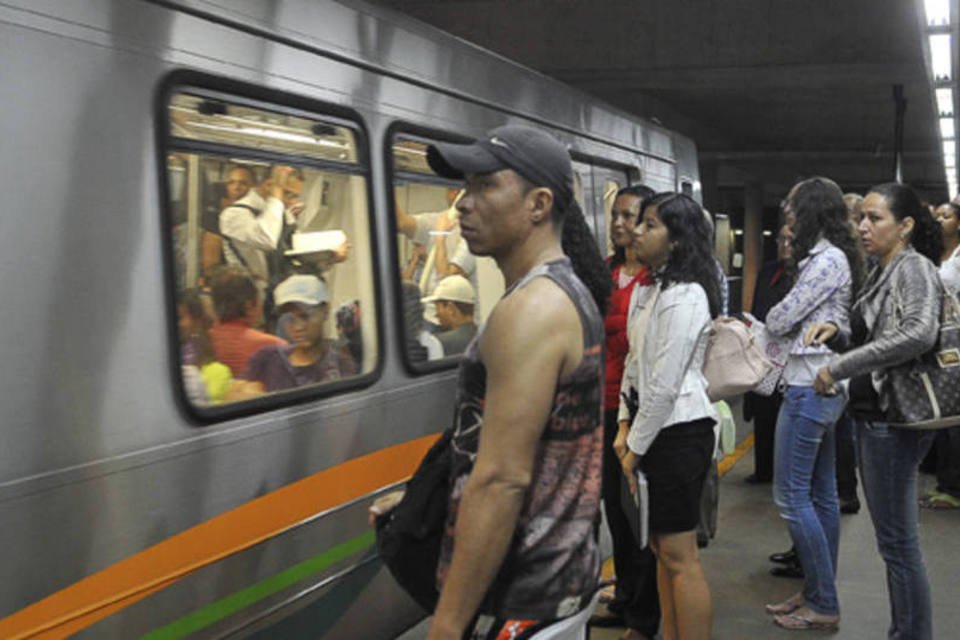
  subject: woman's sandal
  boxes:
[765,593,804,615]
[773,607,840,630]
[919,492,960,509]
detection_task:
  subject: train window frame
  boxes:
[384,121,484,376]
[156,70,383,425]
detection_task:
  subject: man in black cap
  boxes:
[423,125,607,639]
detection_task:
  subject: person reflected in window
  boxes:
[178,288,232,405]
[334,299,363,367]
[424,275,478,357]
[237,275,356,395]
[208,264,286,378]
[401,281,442,363]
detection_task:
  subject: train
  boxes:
[0,1,700,637]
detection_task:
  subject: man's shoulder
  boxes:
[221,191,264,216]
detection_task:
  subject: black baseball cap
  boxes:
[426,125,574,208]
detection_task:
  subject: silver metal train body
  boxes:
[0,1,699,637]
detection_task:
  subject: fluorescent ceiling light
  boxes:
[937,87,954,116]
[762,230,773,237]
[925,0,951,26]
[930,34,953,81]
[945,152,956,168]
[941,118,956,138]
[944,139,956,157]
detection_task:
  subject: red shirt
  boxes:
[603,261,653,410]
[209,320,287,378]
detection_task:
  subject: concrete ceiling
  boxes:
[373,0,947,203]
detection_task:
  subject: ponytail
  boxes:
[562,201,612,315]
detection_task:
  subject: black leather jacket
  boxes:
[827,247,942,413]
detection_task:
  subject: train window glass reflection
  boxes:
[391,135,504,369]
[165,91,376,414]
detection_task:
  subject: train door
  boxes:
[572,160,598,241]
[573,161,629,254]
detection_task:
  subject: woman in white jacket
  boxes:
[615,193,721,640]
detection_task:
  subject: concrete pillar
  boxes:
[741,182,764,314]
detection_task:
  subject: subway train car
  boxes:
[0,1,700,638]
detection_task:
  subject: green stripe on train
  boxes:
[141,529,377,640]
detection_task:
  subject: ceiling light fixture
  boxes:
[925,0,951,26]
[930,33,953,81]
[936,87,955,115]
[941,117,956,138]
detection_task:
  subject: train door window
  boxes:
[163,87,377,418]
[680,179,694,197]
[390,132,504,370]
[591,166,627,256]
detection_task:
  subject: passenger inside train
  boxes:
[231,274,357,397]
[166,92,377,409]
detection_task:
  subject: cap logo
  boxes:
[489,136,511,149]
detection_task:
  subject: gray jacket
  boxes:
[828,247,942,411]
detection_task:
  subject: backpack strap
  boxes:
[220,203,262,271]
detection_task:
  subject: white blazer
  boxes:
[618,281,718,455]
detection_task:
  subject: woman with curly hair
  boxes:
[615,192,720,640]
[762,177,864,630]
[808,182,943,639]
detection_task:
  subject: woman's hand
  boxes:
[620,450,639,496]
[804,322,838,347]
[368,490,405,526]
[813,367,837,396]
[613,420,630,460]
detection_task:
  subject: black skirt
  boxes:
[640,418,715,534]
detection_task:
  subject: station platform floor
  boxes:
[400,400,960,639]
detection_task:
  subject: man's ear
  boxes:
[528,187,554,224]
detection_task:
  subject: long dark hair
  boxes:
[519,175,612,315]
[788,177,866,291]
[869,182,944,265]
[560,201,612,315]
[610,184,656,267]
[642,192,722,318]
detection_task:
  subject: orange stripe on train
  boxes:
[0,435,438,640]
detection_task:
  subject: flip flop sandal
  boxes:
[773,611,840,630]
[765,594,804,615]
[919,492,960,509]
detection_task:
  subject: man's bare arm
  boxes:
[427,279,582,639]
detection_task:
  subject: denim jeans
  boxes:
[773,386,846,615]
[856,418,935,640]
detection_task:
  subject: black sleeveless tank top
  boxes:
[436,257,605,620]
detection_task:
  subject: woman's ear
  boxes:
[900,216,915,241]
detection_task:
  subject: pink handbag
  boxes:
[702,317,774,402]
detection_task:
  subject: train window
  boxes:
[390,133,504,370]
[164,88,377,416]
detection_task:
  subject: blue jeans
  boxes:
[856,418,935,640]
[773,386,846,615]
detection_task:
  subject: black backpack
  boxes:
[375,428,452,612]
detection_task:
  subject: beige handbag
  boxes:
[702,317,774,401]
